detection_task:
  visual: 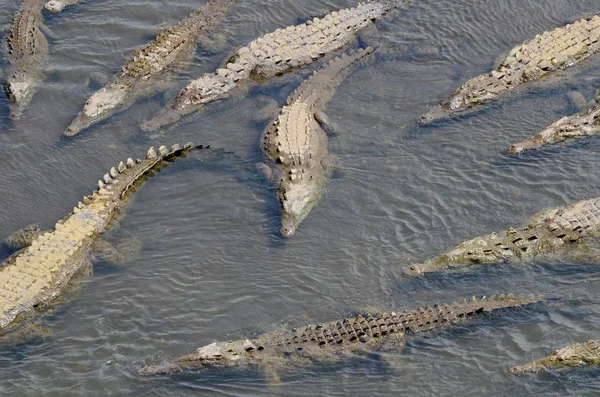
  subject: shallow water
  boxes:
[2,0,600,395]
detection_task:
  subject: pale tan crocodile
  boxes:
[421,15,600,123]
[0,143,202,336]
[141,0,410,131]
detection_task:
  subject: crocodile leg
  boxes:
[5,223,44,249]
[85,72,109,90]
[91,237,142,265]
[314,110,339,136]
[38,23,55,40]
[196,31,229,52]
[253,98,281,124]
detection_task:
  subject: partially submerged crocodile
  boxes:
[259,47,374,237]
[507,97,600,154]
[406,196,600,276]
[44,0,80,13]
[64,0,233,136]
[141,0,410,132]
[0,143,199,336]
[3,4,49,120]
[420,15,600,124]
[510,339,600,373]
[140,294,542,377]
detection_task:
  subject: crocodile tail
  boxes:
[288,47,376,106]
[77,143,208,209]
[401,294,543,334]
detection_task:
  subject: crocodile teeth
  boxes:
[158,145,169,155]
[77,201,85,209]
[98,180,106,189]
[118,161,126,173]
[127,158,135,168]
[103,173,112,184]
[171,144,181,151]
[110,167,118,178]
[146,147,157,159]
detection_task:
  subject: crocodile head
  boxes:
[5,71,38,120]
[405,235,511,276]
[65,83,129,136]
[278,176,324,238]
[163,340,263,373]
[44,0,66,12]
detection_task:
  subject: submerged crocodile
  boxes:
[141,0,410,132]
[44,0,80,13]
[420,15,600,124]
[507,97,600,154]
[406,196,600,276]
[140,294,542,377]
[64,0,233,136]
[3,4,49,120]
[510,339,600,373]
[259,47,374,237]
[0,143,199,336]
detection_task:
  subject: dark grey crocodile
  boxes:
[44,0,80,13]
[259,47,374,237]
[3,4,49,120]
[139,294,542,376]
[0,143,201,336]
[420,15,600,124]
[406,196,600,276]
[64,0,233,136]
[507,97,600,154]
[141,0,410,132]
[510,339,600,373]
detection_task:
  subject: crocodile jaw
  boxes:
[65,85,128,136]
[5,74,36,120]
[406,236,505,276]
[44,0,65,12]
[279,179,322,238]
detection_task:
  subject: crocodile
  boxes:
[3,4,49,120]
[406,196,600,276]
[258,47,374,237]
[64,0,233,136]
[140,0,410,132]
[420,15,600,124]
[139,294,542,377]
[0,142,201,336]
[507,97,600,154]
[44,0,80,13]
[510,339,600,373]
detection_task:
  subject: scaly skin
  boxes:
[64,0,233,136]
[510,340,600,373]
[507,100,600,154]
[406,197,600,276]
[139,294,542,376]
[261,47,374,237]
[420,15,600,124]
[44,0,80,13]
[3,6,49,120]
[141,1,410,132]
[0,143,199,336]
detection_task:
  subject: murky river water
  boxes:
[2,0,600,395]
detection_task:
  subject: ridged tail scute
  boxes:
[288,47,376,106]
[78,143,203,206]
[397,294,543,334]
